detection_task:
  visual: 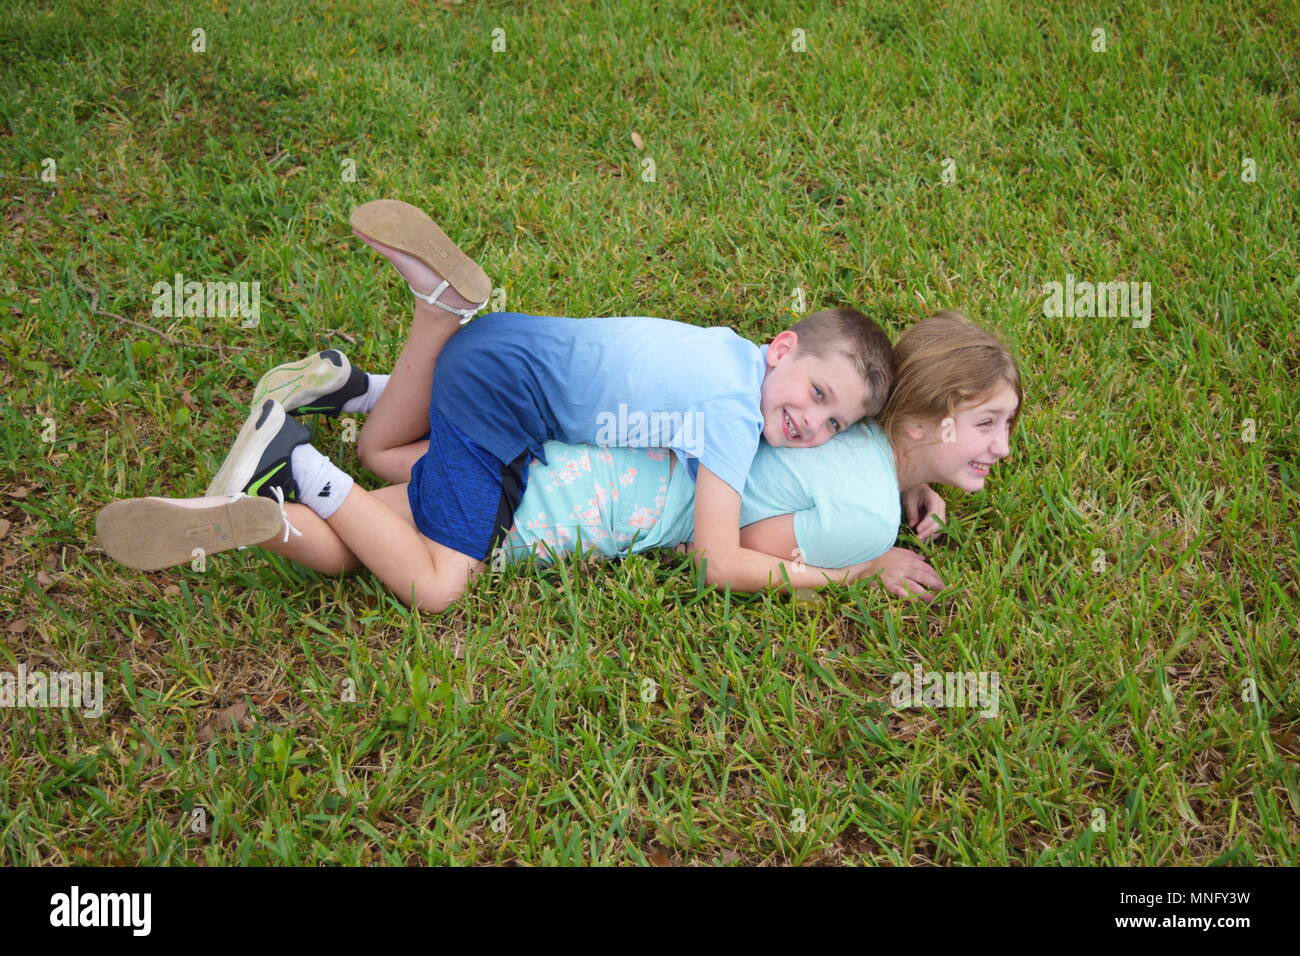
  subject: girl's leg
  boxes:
[259,501,361,574]
[320,484,483,612]
[355,232,483,483]
[360,438,428,486]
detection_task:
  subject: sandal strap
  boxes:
[409,279,487,325]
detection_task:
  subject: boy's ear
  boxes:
[904,420,927,441]
[769,329,799,364]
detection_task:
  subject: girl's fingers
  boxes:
[913,564,944,590]
[904,578,934,601]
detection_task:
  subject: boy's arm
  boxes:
[738,513,944,600]
[737,513,800,559]
[691,466,866,592]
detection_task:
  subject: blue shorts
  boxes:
[407,406,530,562]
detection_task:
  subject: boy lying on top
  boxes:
[96,309,1023,606]
[99,200,898,610]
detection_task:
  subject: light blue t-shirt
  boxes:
[432,313,769,496]
[737,421,900,567]
[506,421,900,568]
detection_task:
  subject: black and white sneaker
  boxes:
[206,399,312,501]
[251,349,368,417]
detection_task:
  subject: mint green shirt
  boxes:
[504,422,899,568]
[738,421,900,567]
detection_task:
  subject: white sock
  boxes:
[341,373,390,414]
[290,444,354,520]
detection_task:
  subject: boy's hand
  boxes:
[858,547,944,601]
[902,483,947,542]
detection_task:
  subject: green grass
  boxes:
[1,0,1297,865]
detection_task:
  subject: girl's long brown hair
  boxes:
[879,310,1023,448]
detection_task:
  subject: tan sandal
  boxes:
[350,199,492,324]
[96,495,285,571]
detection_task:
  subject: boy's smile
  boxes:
[760,332,871,448]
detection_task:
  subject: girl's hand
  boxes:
[902,484,947,542]
[856,547,944,601]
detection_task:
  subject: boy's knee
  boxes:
[355,434,381,471]
[413,590,455,614]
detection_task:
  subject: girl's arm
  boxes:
[900,483,948,541]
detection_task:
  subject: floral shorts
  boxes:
[496,442,679,566]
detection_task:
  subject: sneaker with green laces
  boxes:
[206,399,312,501]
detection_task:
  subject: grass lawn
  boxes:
[0,0,1296,865]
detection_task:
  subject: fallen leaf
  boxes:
[646,848,672,866]
[164,584,180,597]
[6,619,27,634]
[0,518,10,539]
[631,131,644,150]
[11,487,28,499]
[36,569,53,589]
[1271,729,1300,758]
[197,700,249,743]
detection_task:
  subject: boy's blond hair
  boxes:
[787,307,894,418]
[879,310,1023,448]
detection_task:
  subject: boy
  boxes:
[123,201,894,610]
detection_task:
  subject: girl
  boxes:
[97,311,1020,605]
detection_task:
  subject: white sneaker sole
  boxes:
[252,352,351,413]
[205,400,285,498]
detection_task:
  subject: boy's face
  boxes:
[760,331,871,448]
[908,383,1018,492]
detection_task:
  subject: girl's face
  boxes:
[907,383,1018,492]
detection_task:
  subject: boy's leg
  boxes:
[257,484,426,574]
[201,397,479,610]
[264,484,481,611]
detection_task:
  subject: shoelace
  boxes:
[267,486,304,543]
[409,280,486,325]
[230,489,302,544]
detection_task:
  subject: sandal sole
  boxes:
[96,496,282,571]
[349,199,492,304]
